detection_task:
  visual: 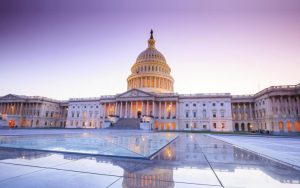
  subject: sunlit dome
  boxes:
[127,30,174,93]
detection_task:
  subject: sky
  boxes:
[0,0,300,100]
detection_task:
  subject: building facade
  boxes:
[0,31,299,134]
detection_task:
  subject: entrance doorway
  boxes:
[8,120,15,128]
[137,111,141,118]
[235,123,239,131]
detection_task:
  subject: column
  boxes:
[125,102,128,118]
[115,102,118,116]
[249,103,252,120]
[120,102,123,118]
[20,103,23,116]
[154,77,157,88]
[141,101,144,116]
[297,96,300,117]
[108,103,111,116]
[164,101,167,119]
[130,101,133,118]
[170,101,173,119]
[136,100,138,118]
[159,102,161,119]
[176,101,179,119]
[146,100,149,116]
[152,100,155,117]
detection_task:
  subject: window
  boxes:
[203,103,206,107]
[213,123,217,129]
[203,125,207,129]
[213,111,217,118]
[45,112,48,117]
[193,122,197,128]
[185,111,189,118]
[212,103,216,106]
[186,123,189,128]
[72,112,74,117]
[202,110,206,118]
[186,104,189,107]
[221,123,225,129]
[221,111,225,118]
[220,103,224,106]
[193,103,196,107]
[77,112,79,117]
[193,111,197,118]
[50,112,53,118]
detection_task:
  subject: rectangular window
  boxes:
[221,111,225,118]
[193,122,197,128]
[213,111,216,118]
[185,111,189,118]
[186,123,189,128]
[193,111,197,118]
[202,110,206,118]
[203,125,207,129]
[213,123,216,129]
[221,123,225,129]
[45,112,48,117]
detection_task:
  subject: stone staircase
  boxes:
[109,118,141,130]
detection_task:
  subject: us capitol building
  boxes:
[0,31,299,134]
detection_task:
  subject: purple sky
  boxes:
[1,0,300,100]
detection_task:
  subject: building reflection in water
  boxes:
[0,134,299,187]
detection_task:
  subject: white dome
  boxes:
[136,48,166,64]
[127,30,174,93]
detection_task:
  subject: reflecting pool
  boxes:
[0,131,299,188]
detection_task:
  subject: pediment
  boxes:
[0,94,25,101]
[117,89,155,98]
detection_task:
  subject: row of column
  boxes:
[270,96,300,117]
[0,102,40,116]
[232,103,253,120]
[103,100,178,119]
[128,76,173,91]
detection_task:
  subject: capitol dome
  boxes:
[127,30,174,93]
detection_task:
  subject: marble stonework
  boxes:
[0,31,299,134]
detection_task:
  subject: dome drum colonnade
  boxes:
[127,30,174,93]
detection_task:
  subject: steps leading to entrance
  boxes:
[109,118,141,130]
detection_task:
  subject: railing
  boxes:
[232,95,254,99]
[180,93,231,97]
[100,95,116,99]
[255,83,300,97]
[69,97,100,101]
